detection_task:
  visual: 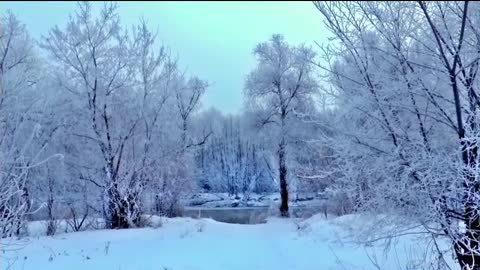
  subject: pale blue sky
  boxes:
[1,1,328,114]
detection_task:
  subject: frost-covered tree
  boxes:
[41,2,140,229]
[0,11,58,237]
[149,68,209,217]
[193,110,275,196]
[39,2,195,228]
[314,1,480,269]
[245,34,318,217]
[0,12,33,237]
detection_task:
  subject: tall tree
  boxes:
[245,34,317,217]
[0,11,56,237]
[314,1,480,268]
[41,2,143,228]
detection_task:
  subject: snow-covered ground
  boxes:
[1,214,457,270]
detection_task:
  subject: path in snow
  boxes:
[0,215,456,270]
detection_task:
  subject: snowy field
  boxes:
[1,214,456,270]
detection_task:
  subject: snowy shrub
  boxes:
[195,221,205,232]
[324,188,354,217]
[294,219,312,236]
[45,219,59,236]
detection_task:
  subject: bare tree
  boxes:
[0,11,40,238]
[41,2,142,229]
[314,1,480,269]
[245,34,318,217]
[174,75,208,149]
[155,71,208,217]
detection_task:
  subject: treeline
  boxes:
[0,2,326,238]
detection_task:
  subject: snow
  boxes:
[1,214,456,270]
[15,218,107,238]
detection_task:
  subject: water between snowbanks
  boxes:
[183,206,324,224]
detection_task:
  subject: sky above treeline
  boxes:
[1,1,328,114]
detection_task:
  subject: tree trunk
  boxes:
[455,128,480,269]
[278,137,289,217]
[46,194,56,236]
[450,63,480,269]
[454,171,480,269]
[106,181,130,229]
[182,119,187,149]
